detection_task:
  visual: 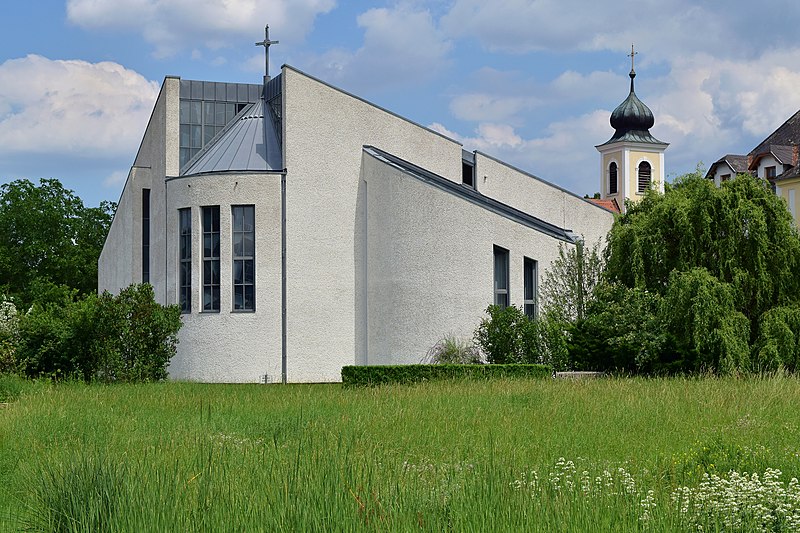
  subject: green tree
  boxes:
[0,179,115,306]
[605,172,800,339]
[579,171,800,374]
[540,239,604,322]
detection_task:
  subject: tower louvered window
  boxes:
[637,161,652,193]
[609,162,618,195]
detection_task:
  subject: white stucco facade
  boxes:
[99,65,615,383]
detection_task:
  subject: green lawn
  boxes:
[2,375,800,531]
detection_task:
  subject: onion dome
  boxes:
[599,69,666,146]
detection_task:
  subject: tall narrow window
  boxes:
[524,257,537,319]
[178,208,192,313]
[637,161,652,193]
[202,206,220,312]
[142,189,150,283]
[790,189,796,220]
[608,162,618,195]
[232,205,255,311]
[493,246,509,308]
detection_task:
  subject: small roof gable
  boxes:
[705,154,748,179]
[181,99,282,175]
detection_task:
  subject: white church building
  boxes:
[98,48,664,382]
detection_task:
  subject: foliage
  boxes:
[660,268,750,374]
[16,284,181,382]
[753,306,800,372]
[0,179,115,307]
[540,239,604,322]
[605,172,800,341]
[473,305,571,370]
[473,305,531,364]
[92,284,182,382]
[584,172,800,374]
[341,363,552,386]
[422,335,483,364]
[569,283,664,372]
[0,295,19,374]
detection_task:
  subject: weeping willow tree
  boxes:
[576,171,800,373]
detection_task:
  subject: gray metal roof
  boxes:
[181,99,282,175]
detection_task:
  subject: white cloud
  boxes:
[303,4,451,91]
[66,0,335,57]
[103,169,128,188]
[0,55,159,157]
[440,0,800,62]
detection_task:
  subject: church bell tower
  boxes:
[596,46,668,213]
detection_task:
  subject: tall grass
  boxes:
[2,376,800,531]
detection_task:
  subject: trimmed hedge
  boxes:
[341,364,553,387]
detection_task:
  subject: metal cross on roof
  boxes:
[255,25,279,82]
[628,44,638,73]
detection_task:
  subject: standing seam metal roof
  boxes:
[181,98,282,175]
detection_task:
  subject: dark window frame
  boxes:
[608,162,618,195]
[178,208,192,314]
[232,205,255,312]
[524,257,537,319]
[142,188,150,284]
[202,206,221,312]
[493,245,509,309]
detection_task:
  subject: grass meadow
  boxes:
[2,375,800,531]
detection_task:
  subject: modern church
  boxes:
[99,37,665,383]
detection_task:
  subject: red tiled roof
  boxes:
[587,198,620,213]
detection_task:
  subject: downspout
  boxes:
[281,169,287,384]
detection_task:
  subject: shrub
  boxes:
[92,284,182,382]
[0,295,19,374]
[473,305,570,370]
[423,335,483,364]
[341,363,552,387]
[16,284,181,382]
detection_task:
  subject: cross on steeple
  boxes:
[628,44,638,73]
[255,25,279,82]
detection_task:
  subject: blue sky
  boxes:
[2,1,800,207]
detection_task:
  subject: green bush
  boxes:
[473,305,570,369]
[92,284,182,382]
[341,363,552,386]
[754,306,800,372]
[16,284,181,382]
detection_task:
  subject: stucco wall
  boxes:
[475,153,614,248]
[360,152,565,364]
[165,172,283,383]
[99,77,177,296]
[282,67,464,382]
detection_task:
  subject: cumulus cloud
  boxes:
[303,4,451,91]
[0,55,159,157]
[66,0,335,57]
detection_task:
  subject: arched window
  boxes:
[608,162,618,195]
[637,161,652,193]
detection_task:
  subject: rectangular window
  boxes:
[178,208,192,313]
[142,188,150,284]
[232,205,255,311]
[493,246,509,308]
[765,166,777,179]
[790,189,796,220]
[524,257,537,319]
[462,161,474,188]
[720,174,731,182]
[202,206,221,312]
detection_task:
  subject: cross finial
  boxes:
[255,25,279,83]
[628,44,638,73]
